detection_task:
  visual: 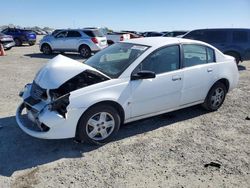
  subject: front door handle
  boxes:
[207,68,213,72]
[172,75,182,81]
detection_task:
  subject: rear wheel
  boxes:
[14,38,22,46]
[76,105,121,145]
[79,45,91,58]
[41,44,52,55]
[202,82,227,111]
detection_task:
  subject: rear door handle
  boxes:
[172,75,182,81]
[207,68,213,72]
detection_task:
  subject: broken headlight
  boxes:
[48,93,70,118]
[19,83,31,97]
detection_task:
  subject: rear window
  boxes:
[232,31,248,43]
[83,30,105,37]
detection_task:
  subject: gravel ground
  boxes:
[0,40,249,188]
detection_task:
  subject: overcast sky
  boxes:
[1,0,250,31]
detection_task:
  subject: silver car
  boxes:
[40,29,108,58]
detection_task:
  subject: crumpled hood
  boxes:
[35,55,108,89]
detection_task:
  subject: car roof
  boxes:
[123,37,208,48]
[190,28,250,31]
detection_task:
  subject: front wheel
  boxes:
[76,105,121,145]
[41,44,52,55]
[202,82,227,111]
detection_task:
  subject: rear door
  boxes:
[180,44,217,105]
[204,30,228,52]
[232,30,250,61]
[65,30,82,50]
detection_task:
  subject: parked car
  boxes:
[33,29,47,35]
[0,33,15,50]
[106,32,130,45]
[124,32,142,39]
[182,28,250,64]
[1,28,36,46]
[163,31,188,37]
[16,37,239,144]
[40,29,108,58]
[143,32,164,37]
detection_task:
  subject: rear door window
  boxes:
[67,31,81,38]
[183,44,215,67]
[232,31,248,43]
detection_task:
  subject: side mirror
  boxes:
[131,70,156,80]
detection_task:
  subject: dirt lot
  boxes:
[0,39,249,188]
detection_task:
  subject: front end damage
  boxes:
[16,55,110,139]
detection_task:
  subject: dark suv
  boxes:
[182,28,250,64]
[1,28,36,46]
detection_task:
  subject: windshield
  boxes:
[84,43,149,78]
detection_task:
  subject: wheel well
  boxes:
[88,101,125,124]
[78,44,91,52]
[41,43,51,49]
[215,78,230,92]
[75,100,125,140]
[224,51,241,61]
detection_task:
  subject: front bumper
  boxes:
[16,84,86,139]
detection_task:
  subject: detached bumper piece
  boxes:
[16,103,50,134]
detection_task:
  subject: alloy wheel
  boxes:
[86,112,115,141]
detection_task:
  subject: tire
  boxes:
[202,82,227,111]
[29,42,35,46]
[76,105,121,145]
[107,40,114,45]
[41,44,52,55]
[225,51,240,65]
[14,38,22,46]
[79,45,91,58]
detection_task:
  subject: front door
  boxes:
[52,31,68,50]
[129,45,183,118]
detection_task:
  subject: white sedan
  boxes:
[16,37,239,144]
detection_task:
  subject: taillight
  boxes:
[120,36,124,41]
[91,37,98,44]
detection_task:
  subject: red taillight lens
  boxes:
[120,36,124,41]
[91,37,98,44]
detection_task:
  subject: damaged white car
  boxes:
[16,37,239,144]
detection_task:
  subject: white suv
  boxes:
[40,29,108,58]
